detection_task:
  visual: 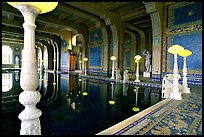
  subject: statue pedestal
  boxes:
[143,72,150,77]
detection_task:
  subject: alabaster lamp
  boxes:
[178,49,192,93]
[83,57,88,75]
[7,2,58,135]
[110,56,116,79]
[168,44,184,100]
[134,55,142,82]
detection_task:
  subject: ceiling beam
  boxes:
[104,2,129,10]
[2,2,87,33]
[120,8,147,21]
[59,3,105,27]
[66,2,119,26]
[57,12,70,21]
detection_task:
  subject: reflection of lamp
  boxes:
[132,86,140,112]
[7,2,58,135]
[110,56,116,79]
[168,44,184,100]
[82,78,88,96]
[134,55,142,82]
[83,57,88,75]
[109,82,115,105]
[178,49,192,93]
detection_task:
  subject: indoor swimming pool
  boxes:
[2,70,162,135]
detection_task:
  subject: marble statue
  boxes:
[123,70,129,83]
[162,74,183,99]
[143,50,151,72]
[116,69,122,80]
[15,56,20,68]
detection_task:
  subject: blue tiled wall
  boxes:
[90,29,102,42]
[173,2,202,26]
[61,39,68,67]
[89,46,102,67]
[171,32,202,70]
[164,2,202,85]
[125,51,130,68]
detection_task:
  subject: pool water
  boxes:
[2,70,162,135]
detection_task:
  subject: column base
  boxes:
[135,79,140,82]
[111,77,115,79]
[169,92,182,100]
[182,87,191,93]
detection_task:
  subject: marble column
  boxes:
[169,54,182,100]
[16,4,42,135]
[182,57,190,93]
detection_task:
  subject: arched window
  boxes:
[2,46,13,64]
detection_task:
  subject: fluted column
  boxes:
[17,4,41,135]
[135,61,140,82]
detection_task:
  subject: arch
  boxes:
[143,2,163,77]
[125,23,146,72]
[124,30,137,71]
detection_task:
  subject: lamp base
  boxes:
[143,72,150,77]
[135,79,140,82]
[182,87,191,93]
[169,92,182,100]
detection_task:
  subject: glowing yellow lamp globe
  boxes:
[178,49,192,57]
[109,100,115,105]
[134,55,142,61]
[7,2,58,14]
[110,56,116,61]
[83,57,88,62]
[79,61,82,64]
[79,79,82,82]
[132,107,140,112]
[168,44,184,54]
[82,92,88,96]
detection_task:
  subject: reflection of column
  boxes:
[82,78,88,96]
[109,82,115,105]
[133,86,139,112]
[7,2,58,135]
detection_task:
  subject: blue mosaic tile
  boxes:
[144,111,195,135]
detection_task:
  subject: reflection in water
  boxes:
[2,73,12,92]
[123,83,129,96]
[109,82,115,105]
[133,86,140,112]
[14,70,19,81]
[2,72,162,135]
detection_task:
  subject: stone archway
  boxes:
[143,2,163,81]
